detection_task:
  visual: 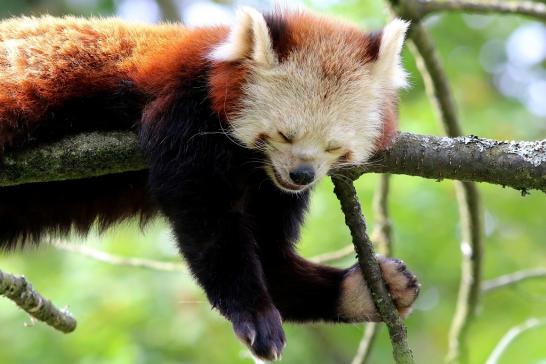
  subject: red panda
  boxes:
[0,8,419,361]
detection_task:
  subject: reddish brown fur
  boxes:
[0,17,228,149]
[0,14,396,151]
[209,61,250,120]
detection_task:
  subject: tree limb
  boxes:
[53,242,186,273]
[0,269,77,333]
[392,18,485,364]
[332,176,414,364]
[310,244,355,263]
[485,318,546,364]
[1,132,545,194]
[156,0,182,22]
[352,322,381,364]
[415,0,546,22]
[351,174,394,364]
[482,268,546,293]
[347,133,545,193]
[0,131,144,187]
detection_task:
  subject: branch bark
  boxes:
[0,131,144,187]
[351,174,394,364]
[0,269,77,333]
[332,176,414,364]
[2,132,545,193]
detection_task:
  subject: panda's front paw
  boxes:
[338,256,420,321]
[377,256,420,318]
[232,306,286,361]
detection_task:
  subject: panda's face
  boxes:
[229,54,386,193]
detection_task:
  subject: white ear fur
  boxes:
[373,18,410,89]
[209,7,277,66]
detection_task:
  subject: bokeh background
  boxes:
[0,0,545,363]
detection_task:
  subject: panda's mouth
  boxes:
[268,167,306,193]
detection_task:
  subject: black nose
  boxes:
[289,165,315,185]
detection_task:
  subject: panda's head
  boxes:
[210,8,408,193]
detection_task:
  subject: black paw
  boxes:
[231,306,286,361]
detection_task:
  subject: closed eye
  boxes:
[326,145,342,153]
[278,131,293,143]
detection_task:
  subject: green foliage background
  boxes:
[0,1,545,363]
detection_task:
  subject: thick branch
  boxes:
[415,0,546,22]
[332,177,414,364]
[348,133,546,193]
[0,131,144,187]
[0,269,77,333]
[1,132,545,193]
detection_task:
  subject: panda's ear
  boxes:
[372,18,410,89]
[209,7,277,66]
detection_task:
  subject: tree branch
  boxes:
[352,322,381,364]
[0,269,77,333]
[351,174,394,364]
[388,14,484,364]
[155,0,182,22]
[485,318,546,364]
[310,244,355,263]
[415,0,546,22]
[348,133,545,193]
[371,174,394,256]
[482,268,546,293]
[53,242,186,273]
[332,176,414,364]
[0,131,144,187]
[2,132,544,193]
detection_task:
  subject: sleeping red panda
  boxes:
[0,8,419,361]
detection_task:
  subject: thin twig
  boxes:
[332,176,414,364]
[53,242,186,273]
[416,0,546,22]
[372,174,394,257]
[352,323,381,364]
[351,174,394,364]
[448,182,482,364]
[407,24,462,136]
[485,318,546,364]
[0,269,77,333]
[400,18,484,364]
[310,244,355,263]
[482,268,546,293]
